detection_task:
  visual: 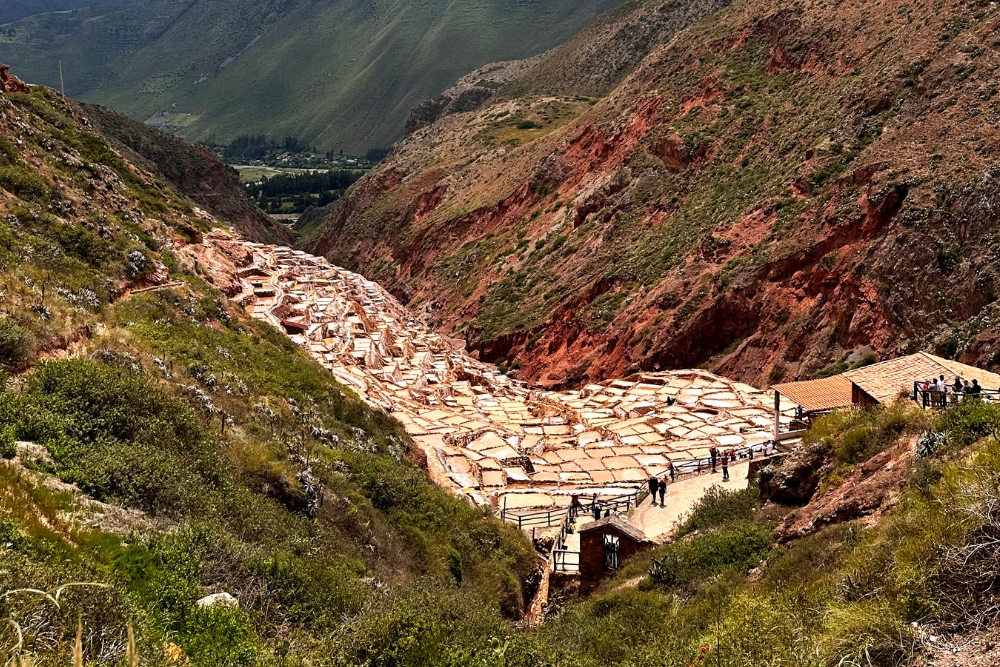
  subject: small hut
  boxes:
[578,515,648,586]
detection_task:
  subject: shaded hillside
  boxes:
[310,0,1000,389]
[0,81,537,664]
[80,101,290,244]
[502,0,733,98]
[0,0,140,24]
[0,0,627,153]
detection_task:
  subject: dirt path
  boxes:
[631,461,751,542]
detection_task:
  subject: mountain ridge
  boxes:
[306,0,1000,389]
[0,0,629,153]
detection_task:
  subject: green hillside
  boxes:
[0,0,141,24]
[0,0,627,154]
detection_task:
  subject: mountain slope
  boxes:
[79,100,290,244]
[403,0,733,136]
[0,80,537,664]
[0,0,628,153]
[0,0,141,24]
[308,0,1000,389]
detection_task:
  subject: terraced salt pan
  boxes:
[207,236,798,513]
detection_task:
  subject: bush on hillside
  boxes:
[0,424,15,459]
[0,318,33,369]
[648,523,772,588]
[674,484,759,537]
[18,359,222,517]
[0,165,49,201]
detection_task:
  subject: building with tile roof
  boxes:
[845,352,1000,406]
[772,375,854,413]
[774,352,1000,412]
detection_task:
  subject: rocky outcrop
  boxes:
[758,445,826,506]
[0,63,30,93]
[772,438,916,543]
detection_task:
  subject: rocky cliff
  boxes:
[308,0,1000,389]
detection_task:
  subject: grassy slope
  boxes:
[0,86,537,665]
[0,0,627,153]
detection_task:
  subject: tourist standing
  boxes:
[648,475,659,505]
[668,461,676,483]
[591,494,600,521]
[658,478,666,507]
[710,447,718,473]
[721,451,730,481]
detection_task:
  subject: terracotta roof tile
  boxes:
[773,375,854,411]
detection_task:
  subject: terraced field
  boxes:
[196,233,799,516]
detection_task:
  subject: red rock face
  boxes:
[0,63,30,94]
[307,0,1000,388]
[772,437,916,543]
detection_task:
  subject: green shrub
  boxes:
[0,424,15,459]
[935,398,1000,450]
[50,222,110,266]
[806,402,927,473]
[0,165,49,200]
[649,523,772,588]
[0,135,20,166]
[24,359,221,517]
[0,318,34,369]
[675,484,759,537]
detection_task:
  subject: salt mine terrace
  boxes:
[204,235,800,516]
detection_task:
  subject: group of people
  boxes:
[919,374,984,408]
[709,446,737,481]
[570,493,618,521]
[572,444,776,518]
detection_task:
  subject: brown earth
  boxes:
[772,437,917,543]
[0,62,29,93]
[306,0,1000,390]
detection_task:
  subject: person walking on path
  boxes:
[710,447,718,473]
[648,475,659,505]
[668,461,676,483]
[570,493,580,519]
[721,451,730,481]
[658,478,666,507]
[591,494,600,521]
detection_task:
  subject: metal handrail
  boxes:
[500,440,781,530]
[913,381,1000,408]
[553,549,580,572]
